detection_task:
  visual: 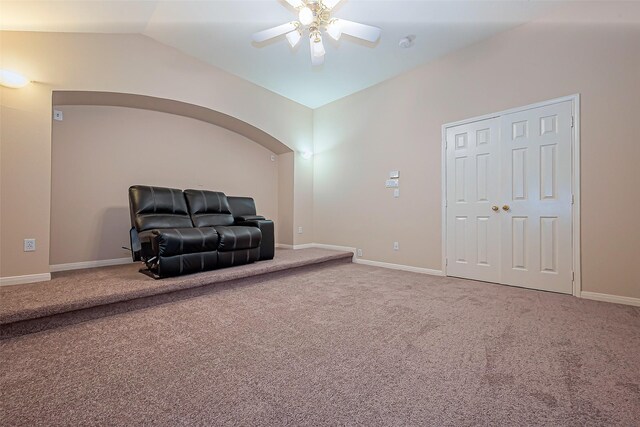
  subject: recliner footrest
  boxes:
[214,226,261,251]
[157,251,218,277]
[218,248,260,267]
[151,227,219,257]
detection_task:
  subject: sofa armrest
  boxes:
[235,214,266,222]
[235,219,274,260]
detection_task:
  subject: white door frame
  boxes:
[441,94,581,296]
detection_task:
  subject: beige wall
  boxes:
[2,20,639,301]
[50,105,281,265]
[313,22,640,299]
[0,31,313,277]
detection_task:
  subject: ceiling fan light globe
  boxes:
[299,7,314,26]
[312,37,325,57]
[286,30,302,48]
[326,20,342,41]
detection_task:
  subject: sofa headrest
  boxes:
[184,189,234,227]
[227,196,256,217]
[129,185,193,232]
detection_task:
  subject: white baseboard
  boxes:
[312,244,356,254]
[292,243,315,250]
[50,257,133,273]
[275,244,294,249]
[354,258,444,276]
[280,242,441,275]
[311,244,356,260]
[0,273,51,287]
[275,243,315,250]
[580,291,640,307]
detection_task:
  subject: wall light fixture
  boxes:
[0,69,30,88]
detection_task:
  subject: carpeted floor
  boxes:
[1,262,639,426]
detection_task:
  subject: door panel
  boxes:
[446,118,501,283]
[511,217,528,269]
[476,216,490,265]
[511,148,528,200]
[500,101,573,293]
[540,216,558,273]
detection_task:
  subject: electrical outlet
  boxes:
[24,238,36,252]
[393,189,400,198]
[298,227,303,234]
[53,109,63,121]
[393,241,399,251]
[357,248,363,257]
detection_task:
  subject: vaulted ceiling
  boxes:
[0,0,603,108]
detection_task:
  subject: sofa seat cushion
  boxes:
[214,226,262,251]
[147,227,219,257]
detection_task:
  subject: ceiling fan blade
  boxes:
[321,0,343,9]
[252,22,298,43]
[338,19,382,43]
[284,0,304,7]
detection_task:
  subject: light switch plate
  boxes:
[389,170,400,179]
[385,179,399,188]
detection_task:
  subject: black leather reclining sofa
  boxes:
[128,185,275,278]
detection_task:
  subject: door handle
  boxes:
[502,205,510,211]
[491,205,499,212]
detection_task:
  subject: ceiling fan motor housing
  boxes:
[304,1,331,26]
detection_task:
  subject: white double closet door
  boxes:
[446,100,574,294]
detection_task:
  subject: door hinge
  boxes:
[445,258,448,266]
[572,271,575,281]
[571,116,575,128]
[571,194,575,205]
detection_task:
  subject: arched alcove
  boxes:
[52,91,293,155]
[49,92,295,266]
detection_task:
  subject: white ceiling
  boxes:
[1,0,628,108]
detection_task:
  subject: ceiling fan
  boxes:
[252,0,382,66]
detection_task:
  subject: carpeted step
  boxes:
[0,249,353,339]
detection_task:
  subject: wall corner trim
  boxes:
[50,257,133,273]
[580,291,640,307]
[0,273,51,287]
